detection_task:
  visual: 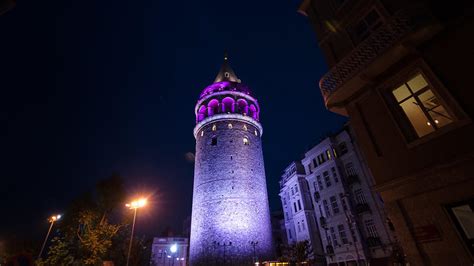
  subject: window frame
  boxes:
[445,199,474,256]
[379,60,470,146]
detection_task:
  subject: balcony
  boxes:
[346,174,360,185]
[366,237,382,247]
[319,7,441,115]
[355,203,371,214]
[319,217,327,229]
[314,191,321,202]
[325,245,334,255]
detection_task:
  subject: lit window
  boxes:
[200,130,204,137]
[254,130,258,136]
[326,149,332,160]
[333,148,338,158]
[243,137,249,145]
[212,124,217,131]
[392,73,453,138]
[224,72,230,78]
[243,125,248,131]
[228,123,233,129]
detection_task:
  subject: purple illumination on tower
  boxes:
[189,56,273,265]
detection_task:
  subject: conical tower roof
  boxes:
[213,53,241,83]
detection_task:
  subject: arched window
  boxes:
[212,124,217,131]
[207,99,219,116]
[237,99,248,115]
[222,97,235,113]
[243,137,250,145]
[243,125,248,131]
[228,123,233,129]
[197,105,207,122]
[249,104,258,120]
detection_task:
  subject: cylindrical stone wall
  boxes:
[190,118,273,265]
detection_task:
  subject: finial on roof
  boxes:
[214,52,240,83]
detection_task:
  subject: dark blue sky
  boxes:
[0,0,346,238]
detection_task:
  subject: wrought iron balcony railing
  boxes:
[366,237,382,247]
[319,7,439,113]
[346,174,360,185]
[355,203,371,214]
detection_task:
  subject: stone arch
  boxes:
[249,104,258,120]
[236,99,248,115]
[207,99,219,116]
[221,97,235,113]
[197,105,207,122]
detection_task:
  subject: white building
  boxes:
[279,162,325,263]
[150,237,188,266]
[280,126,396,265]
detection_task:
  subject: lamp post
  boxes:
[249,241,258,264]
[125,198,147,266]
[38,214,61,260]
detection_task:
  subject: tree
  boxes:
[279,240,313,265]
[37,174,128,265]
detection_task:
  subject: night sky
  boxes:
[0,0,346,239]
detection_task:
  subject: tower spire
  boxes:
[214,52,240,83]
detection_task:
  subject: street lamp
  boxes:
[170,243,177,266]
[250,241,259,264]
[125,198,147,266]
[38,214,62,260]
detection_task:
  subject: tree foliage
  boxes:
[279,240,313,264]
[37,174,129,265]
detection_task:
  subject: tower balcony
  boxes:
[319,6,442,115]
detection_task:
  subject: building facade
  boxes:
[302,127,395,265]
[150,237,188,266]
[298,0,474,264]
[279,162,325,263]
[189,55,274,265]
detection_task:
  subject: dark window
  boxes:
[293,202,297,213]
[317,175,324,190]
[339,193,348,211]
[338,142,348,155]
[297,200,302,211]
[323,171,331,187]
[338,224,349,244]
[211,137,217,146]
[330,196,340,214]
[331,167,339,183]
[323,200,331,217]
[350,9,383,43]
[330,227,338,245]
[312,158,317,168]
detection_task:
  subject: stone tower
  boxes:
[189,55,273,265]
